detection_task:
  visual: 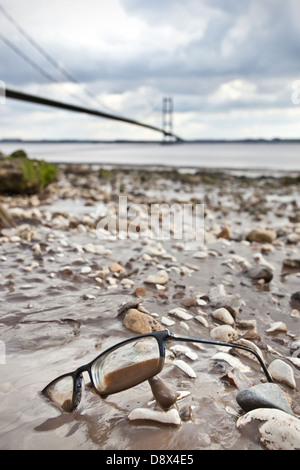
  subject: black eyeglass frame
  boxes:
[41,329,273,412]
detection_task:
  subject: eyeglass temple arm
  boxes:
[168,332,273,383]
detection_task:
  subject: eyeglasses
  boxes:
[41,329,272,412]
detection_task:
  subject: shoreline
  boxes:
[0,161,299,450]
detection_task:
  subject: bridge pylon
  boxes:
[162,96,174,143]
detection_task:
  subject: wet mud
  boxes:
[0,164,299,450]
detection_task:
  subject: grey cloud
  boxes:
[0,0,299,119]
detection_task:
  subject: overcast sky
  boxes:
[0,0,300,141]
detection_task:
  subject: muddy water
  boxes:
[0,167,299,450]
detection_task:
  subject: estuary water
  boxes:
[1,141,300,174]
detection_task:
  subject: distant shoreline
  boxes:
[1,138,300,144]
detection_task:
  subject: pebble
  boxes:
[145,270,169,285]
[244,265,273,283]
[266,321,287,334]
[221,367,254,390]
[210,324,238,342]
[212,352,252,373]
[124,308,164,334]
[290,309,300,318]
[128,407,181,425]
[169,307,193,321]
[117,299,141,316]
[148,376,178,410]
[235,338,265,363]
[290,340,300,357]
[195,315,209,328]
[180,297,197,307]
[291,291,300,308]
[80,266,92,274]
[268,359,296,388]
[209,284,245,318]
[161,316,175,327]
[193,251,208,259]
[170,344,197,361]
[212,307,235,325]
[236,408,300,450]
[236,383,295,416]
[246,228,277,243]
[287,357,300,368]
[172,359,196,378]
[135,287,146,297]
[83,294,96,300]
[282,258,300,269]
[217,226,230,240]
[109,262,125,273]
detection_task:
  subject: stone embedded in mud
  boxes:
[266,321,287,334]
[221,367,254,390]
[244,265,273,283]
[212,352,252,374]
[236,383,295,416]
[0,204,15,229]
[145,270,169,285]
[148,375,178,410]
[128,407,181,425]
[283,259,300,269]
[212,307,235,325]
[169,307,193,321]
[210,324,238,342]
[217,226,230,240]
[246,228,277,243]
[209,284,245,318]
[236,408,300,450]
[180,297,197,307]
[290,340,300,358]
[172,359,196,378]
[268,359,296,389]
[291,291,300,309]
[135,287,147,298]
[109,262,125,273]
[124,308,164,334]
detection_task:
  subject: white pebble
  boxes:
[195,315,209,328]
[173,359,196,378]
[287,357,300,368]
[193,251,208,259]
[210,325,238,342]
[145,270,169,285]
[161,316,175,327]
[211,352,252,373]
[266,321,287,334]
[236,408,300,450]
[128,407,181,425]
[268,359,296,388]
[81,266,92,274]
[169,308,193,321]
[212,307,235,325]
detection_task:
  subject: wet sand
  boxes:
[0,164,299,450]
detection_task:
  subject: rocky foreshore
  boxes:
[0,159,300,450]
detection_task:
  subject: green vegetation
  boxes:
[0,149,57,194]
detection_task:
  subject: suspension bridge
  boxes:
[5,87,183,142]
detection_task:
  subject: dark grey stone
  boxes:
[236,383,295,416]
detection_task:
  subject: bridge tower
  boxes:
[162,96,173,142]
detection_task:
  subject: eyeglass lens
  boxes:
[44,375,75,412]
[91,336,162,396]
